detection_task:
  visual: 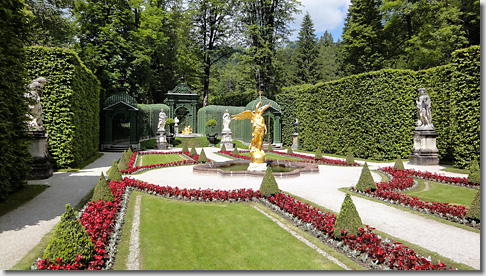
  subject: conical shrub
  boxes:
[346,150,354,165]
[287,147,293,154]
[198,148,208,163]
[182,141,189,153]
[221,144,227,152]
[43,204,95,263]
[355,162,377,192]
[106,159,117,175]
[314,148,322,160]
[393,156,405,170]
[467,159,480,184]
[92,173,114,202]
[259,166,280,197]
[267,143,273,152]
[466,188,480,222]
[108,160,123,181]
[232,146,238,155]
[127,146,134,158]
[189,147,197,156]
[117,153,128,171]
[123,149,130,163]
[333,193,363,239]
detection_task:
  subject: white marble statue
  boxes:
[415,87,434,130]
[25,77,47,131]
[174,117,179,127]
[222,109,231,131]
[157,109,168,131]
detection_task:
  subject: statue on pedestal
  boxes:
[415,88,434,130]
[25,77,47,131]
[157,109,167,131]
[156,109,168,149]
[232,92,270,169]
[223,109,231,131]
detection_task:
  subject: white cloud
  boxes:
[289,0,351,41]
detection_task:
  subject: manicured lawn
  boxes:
[137,153,188,166]
[137,195,344,270]
[403,180,477,207]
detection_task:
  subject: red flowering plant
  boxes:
[350,167,473,225]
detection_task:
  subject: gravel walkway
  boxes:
[0,147,480,271]
[0,152,122,270]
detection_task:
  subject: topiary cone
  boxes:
[189,147,197,156]
[43,204,95,263]
[355,162,377,192]
[346,150,354,165]
[198,148,208,163]
[466,187,480,222]
[267,143,273,152]
[314,148,323,160]
[92,172,114,202]
[259,166,280,197]
[232,146,238,155]
[287,147,293,154]
[182,141,189,153]
[221,143,227,152]
[333,193,363,239]
[108,160,123,181]
[467,159,480,184]
[394,156,405,170]
[117,153,129,171]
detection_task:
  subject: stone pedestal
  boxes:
[409,129,439,165]
[248,162,267,172]
[221,129,233,150]
[28,130,53,179]
[291,133,298,150]
[174,126,179,137]
[156,129,167,149]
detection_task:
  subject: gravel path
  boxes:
[0,147,480,271]
[0,152,122,270]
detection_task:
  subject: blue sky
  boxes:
[289,0,351,42]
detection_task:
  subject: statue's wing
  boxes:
[258,104,271,114]
[231,110,253,120]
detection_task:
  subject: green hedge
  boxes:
[26,47,101,168]
[0,0,32,199]
[277,46,480,168]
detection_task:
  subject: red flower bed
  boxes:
[351,167,470,220]
[389,167,477,188]
[121,151,209,174]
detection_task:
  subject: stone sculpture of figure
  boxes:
[416,87,434,129]
[222,109,231,131]
[157,109,168,130]
[25,77,47,131]
[232,101,271,163]
[174,117,179,127]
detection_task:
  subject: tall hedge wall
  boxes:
[0,0,32,199]
[26,47,101,168]
[277,46,480,168]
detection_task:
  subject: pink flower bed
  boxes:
[351,167,471,220]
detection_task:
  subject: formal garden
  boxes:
[1,0,480,272]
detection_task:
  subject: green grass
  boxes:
[137,153,188,167]
[284,191,475,270]
[403,179,476,207]
[232,140,249,149]
[0,185,50,217]
[136,195,345,270]
[441,167,469,175]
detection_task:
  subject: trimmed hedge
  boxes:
[25,46,100,168]
[0,0,32,199]
[276,46,480,168]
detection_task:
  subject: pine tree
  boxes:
[293,12,320,84]
[43,204,95,263]
[317,31,340,82]
[92,173,114,202]
[259,166,280,197]
[355,162,377,192]
[340,0,384,76]
[333,193,363,239]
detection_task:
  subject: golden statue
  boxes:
[182,125,192,134]
[232,93,270,164]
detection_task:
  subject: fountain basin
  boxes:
[193,160,319,178]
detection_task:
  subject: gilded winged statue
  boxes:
[232,101,271,163]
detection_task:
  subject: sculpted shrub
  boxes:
[394,156,405,170]
[355,162,377,192]
[107,160,123,181]
[466,188,480,222]
[43,204,95,264]
[467,159,480,184]
[198,149,208,163]
[333,193,363,239]
[259,166,280,197]
[220,143,227,152]
[91,173,114,202]
[346,150,354,165]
